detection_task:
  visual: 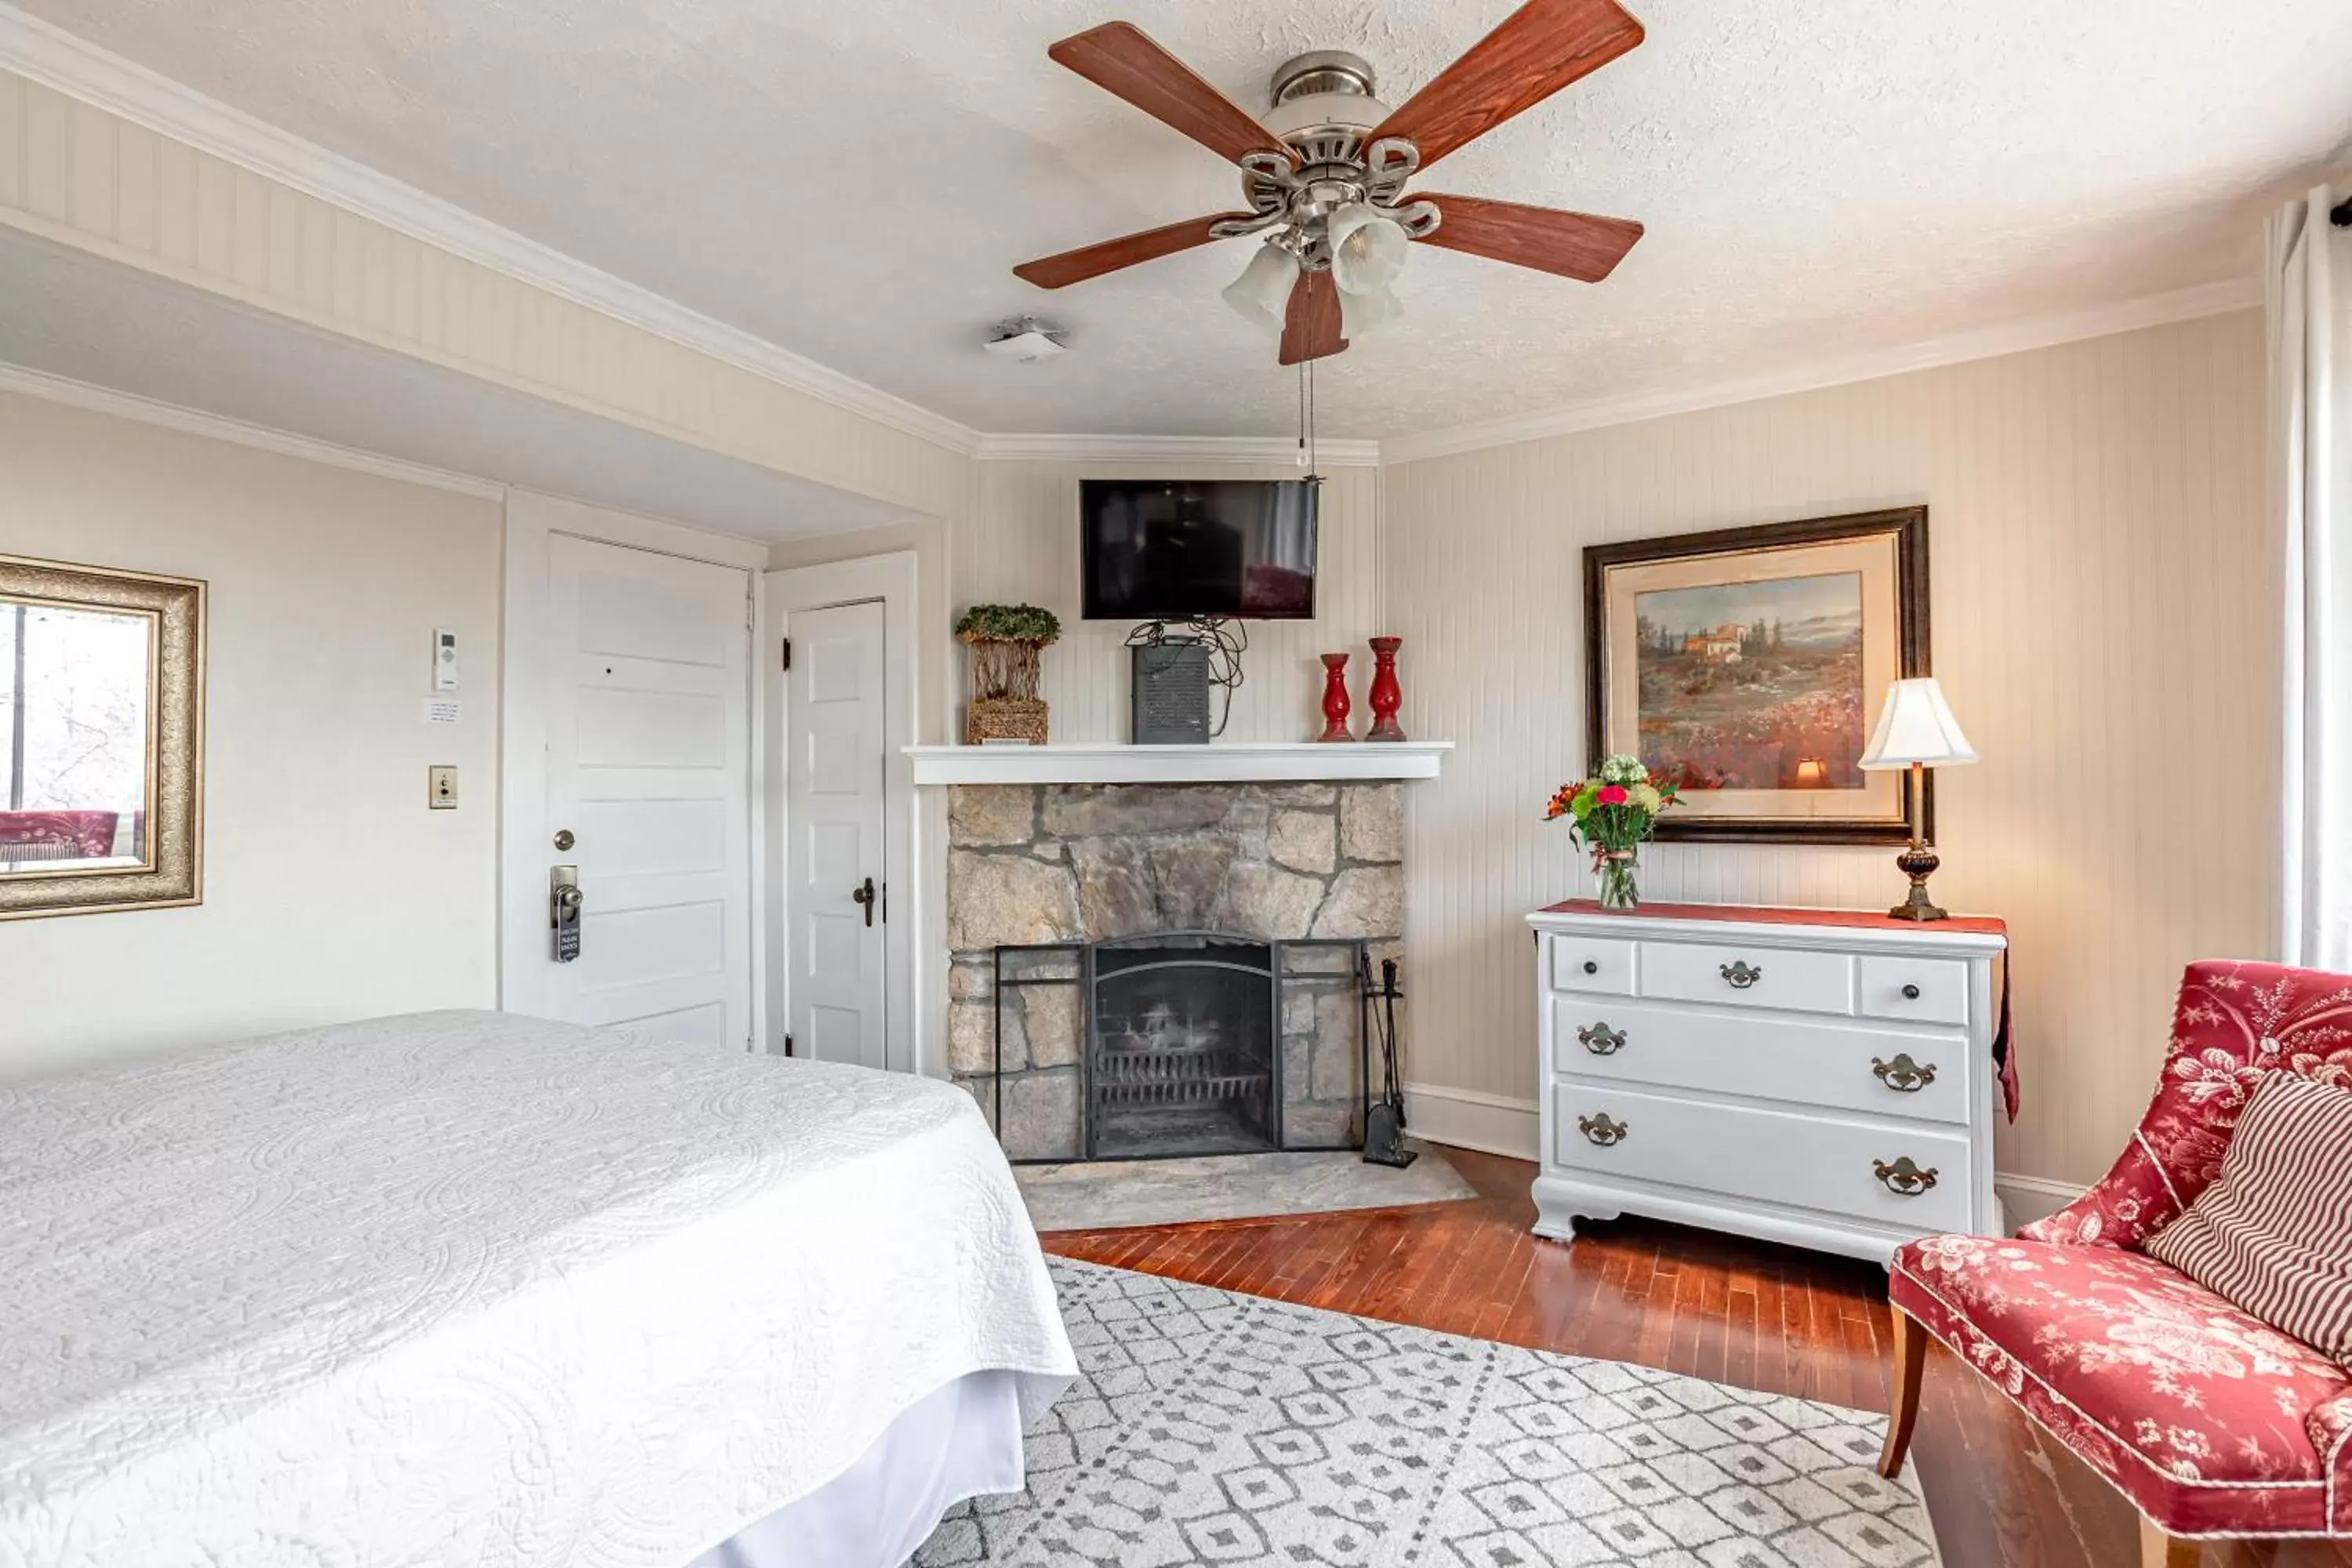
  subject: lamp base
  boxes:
[1887,841,1947,922]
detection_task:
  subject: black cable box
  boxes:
[1131,641,1210,743]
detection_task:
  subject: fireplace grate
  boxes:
[1091,1045,1271,1108]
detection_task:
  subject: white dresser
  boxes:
[1526,900,2009,1264]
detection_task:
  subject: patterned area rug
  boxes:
[916,1258,1940,1567]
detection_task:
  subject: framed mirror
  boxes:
[0,554,205,920]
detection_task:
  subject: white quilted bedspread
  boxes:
[0,1011,1076,1568]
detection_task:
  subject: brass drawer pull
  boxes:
[1578,1113,1628,1147]
[1577,1022,1626,1055]
[1720,960,1763,989]
[1873,1156,1940,1196]
[1871,1054,1939,1093]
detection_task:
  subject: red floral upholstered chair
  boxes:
[1877,961,2352,1568]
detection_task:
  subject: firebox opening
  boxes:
[1090,935,1279,1160]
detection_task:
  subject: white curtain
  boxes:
[2272,183,2352,971]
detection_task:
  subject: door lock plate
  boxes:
[551,864,583,963]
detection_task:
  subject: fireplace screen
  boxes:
[1089,935,1279,1159]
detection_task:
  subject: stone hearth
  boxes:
[946,782,1406,1160]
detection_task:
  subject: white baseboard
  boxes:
[1402,1080,2089,1233]
[1401,1083,1541,1162]
[1994,1172,2088,1228]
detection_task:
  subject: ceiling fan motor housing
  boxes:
[1264,51,1391,163]
[1236,49,1425,269]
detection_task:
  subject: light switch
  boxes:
[428,765,459,809]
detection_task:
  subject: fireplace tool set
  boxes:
[1359,953,1414,1168]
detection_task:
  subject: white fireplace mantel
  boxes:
[905,740,1452,787]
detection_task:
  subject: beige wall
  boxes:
[0,391,503,1073]
[1382,310,2274,1188]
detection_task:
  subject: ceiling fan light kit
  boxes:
[1014,0,1651,365]
[1221,244,1301,332]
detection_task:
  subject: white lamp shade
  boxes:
[1338,277,1400,339]
[1328,205,1409,295]
[1859,677,1979,769]
[1221,243,1298,332]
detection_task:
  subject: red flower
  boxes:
[1597,784,1628,805]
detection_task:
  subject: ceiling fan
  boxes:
[1012,0,1648,367]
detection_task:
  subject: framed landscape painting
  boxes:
[1583,507,1929,843]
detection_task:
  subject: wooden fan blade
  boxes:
[1368,0,1644,171]
[1278,270,1347,366]
[1414,194,1643,281]
[1014,212,1257,289]
[1050,23,1293,168]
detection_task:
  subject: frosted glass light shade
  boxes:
[1221,244,1299,332]
[1859,677,1979,769]
[1329,204,1409,295]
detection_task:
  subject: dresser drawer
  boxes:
[1551,1082,1973,1234]
[1637,940,1853,1016]
[1550,935,1636,996]
[1858,955,1969,1026]
[1549,995,1971,1125]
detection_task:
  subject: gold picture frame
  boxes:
[0,554,206,920]
[1583,508,1929,844]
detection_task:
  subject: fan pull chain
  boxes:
[1294,358,1320,474]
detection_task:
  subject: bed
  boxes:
[0,1011,1076,1568]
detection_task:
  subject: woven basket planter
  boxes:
[967,695,1050,746]
[957,605,1059,746]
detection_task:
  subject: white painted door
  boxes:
[786,599,888,1068]
[545,534,752,1049]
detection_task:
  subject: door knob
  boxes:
[852,876,877,927]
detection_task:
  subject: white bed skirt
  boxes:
[687,1369,1054,1568]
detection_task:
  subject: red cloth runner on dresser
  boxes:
[1540,898,2021,1121]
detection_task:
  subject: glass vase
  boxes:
[1594,848,1641,911]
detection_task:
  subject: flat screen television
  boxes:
[1080,478,1319,621]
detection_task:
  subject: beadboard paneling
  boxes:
[956,463,1383,744]
[1382,311,2273,1187]
[0,70,968,521]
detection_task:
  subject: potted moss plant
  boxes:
[956,603,1061,744]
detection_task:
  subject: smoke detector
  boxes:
[983,317,1069,363]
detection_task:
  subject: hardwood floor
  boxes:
[1041,1147,2351,1568]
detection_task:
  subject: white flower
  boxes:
[1599,753,1646,786]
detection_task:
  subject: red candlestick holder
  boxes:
[1316,652,1354,742]
[1366,636,1406,742]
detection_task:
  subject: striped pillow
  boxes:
[2147,1071,2352,1362]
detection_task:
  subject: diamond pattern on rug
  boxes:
[915,1258,1940,1567]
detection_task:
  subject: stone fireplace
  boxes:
[945,781,1406,1161]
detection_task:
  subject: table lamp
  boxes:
[1858,677,1976,921]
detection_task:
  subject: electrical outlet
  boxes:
[428,765,459,809]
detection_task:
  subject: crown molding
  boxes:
[0,359,510,498]
[0,7,2271,479]
[972,433,1382,466]
[1384,277,2262,465]
[0,2,987,457]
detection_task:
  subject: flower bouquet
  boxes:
[1544,753,1682,910]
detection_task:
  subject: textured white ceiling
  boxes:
[18,0,2352,440]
